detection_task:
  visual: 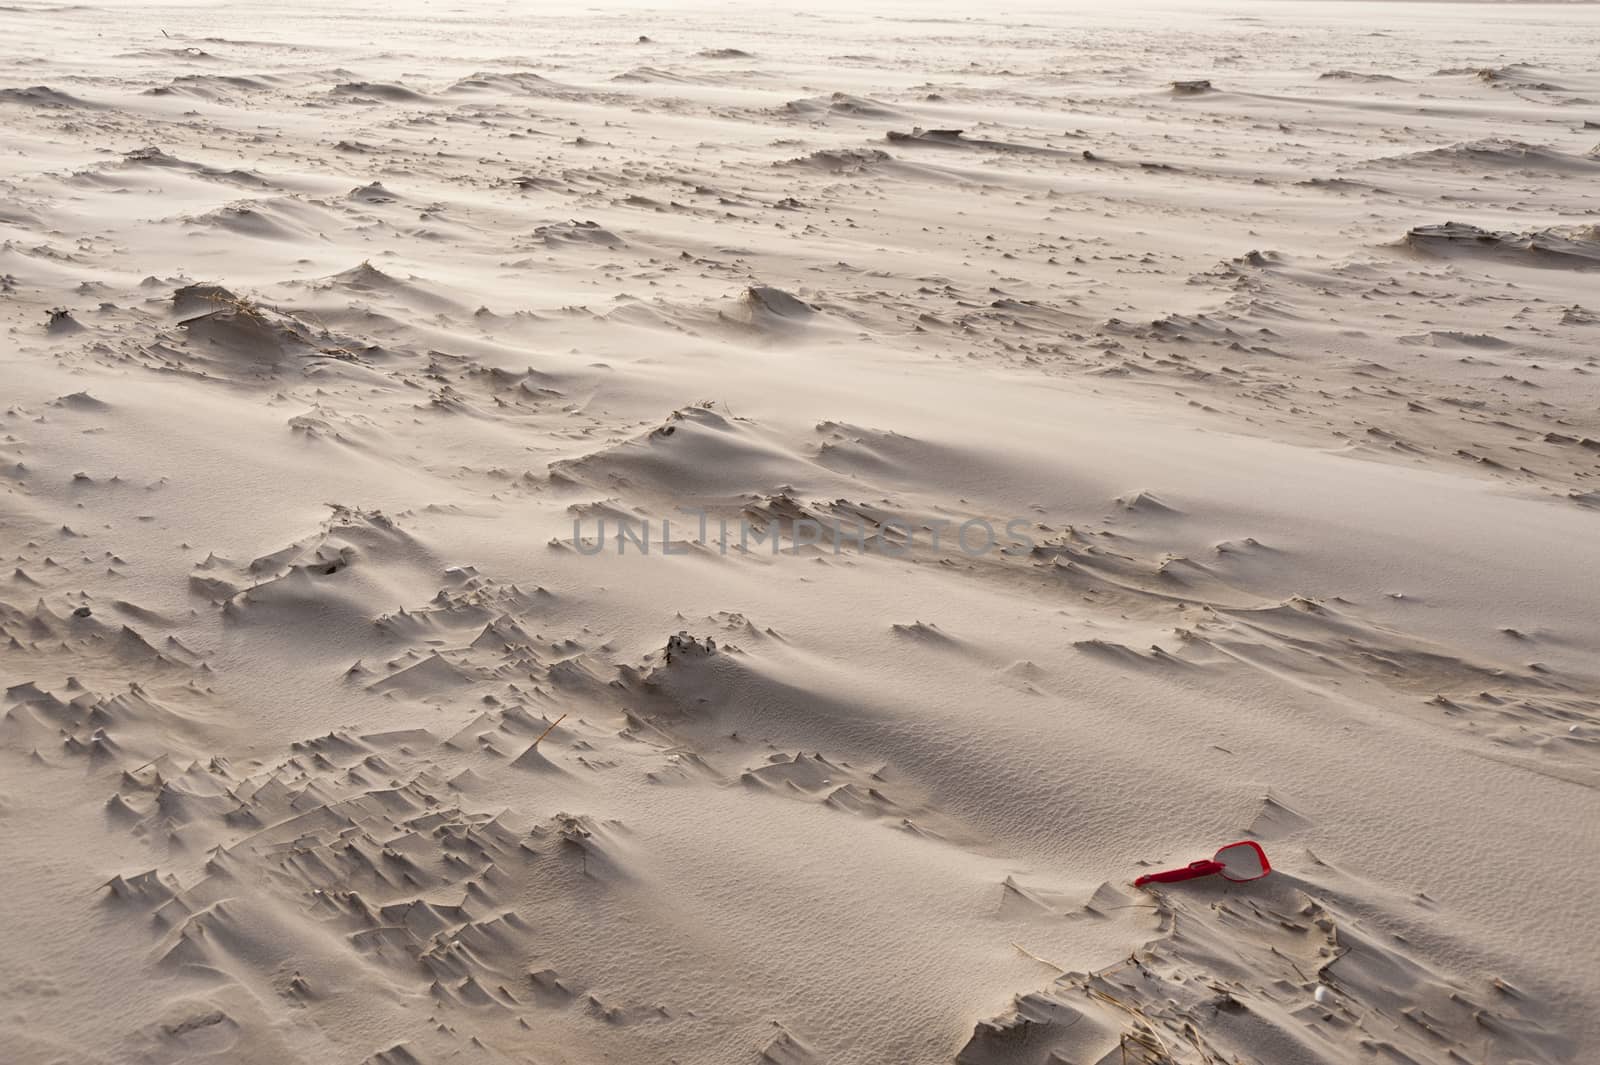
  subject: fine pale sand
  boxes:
[3,1,1599,1062]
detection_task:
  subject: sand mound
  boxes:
[885,127,1081,156]
[1452,65,1570,92]
[783,147,892,173]
[178,299,317,363]
[162,283,373,378]
[185,199,324,241]
[551,405,817,500]
[117,146,276,189]
[330,81,433,103]
[1404,221,1600,269]
[1319,69,1405,83]
[446,70,556,94]
[311,261,464,312]
[531,219,626,248]
[171,281,240,317]
[145,73,275,101]
[1385,139,1600,172]
[347,180,401,204]
[0,84,95,108]
[742,285,814,320]
[785,92,905,120]
[52,390,110,411]
[612,67,701,84]
[962,868,1567,1065]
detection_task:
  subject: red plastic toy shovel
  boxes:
[1134,840,1271,887]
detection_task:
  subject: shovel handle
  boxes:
[1134,859,1224,887]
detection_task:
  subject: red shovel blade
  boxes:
[1214,839,1270,882]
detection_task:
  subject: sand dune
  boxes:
[3,1,1600,1063]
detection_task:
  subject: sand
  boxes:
[2,0,1599,1062]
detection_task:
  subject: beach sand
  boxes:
[2,1,1599,1062]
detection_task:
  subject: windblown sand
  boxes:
[3,1,1599,1062]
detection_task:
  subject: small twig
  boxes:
[531,713,567,749]
[1010,941,1065,972]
